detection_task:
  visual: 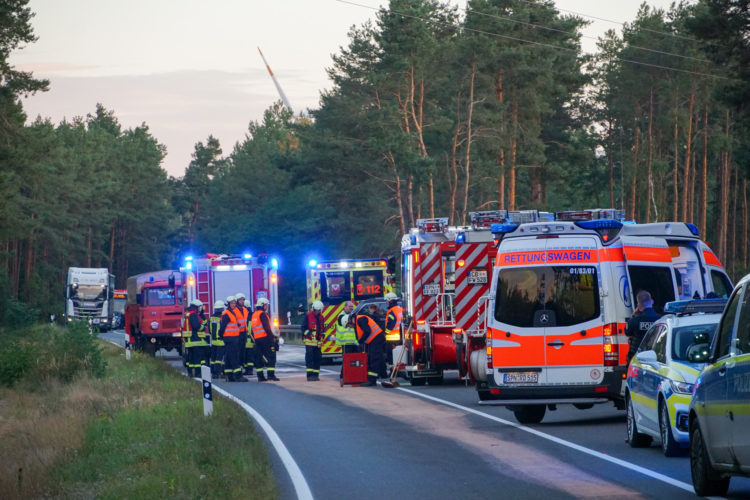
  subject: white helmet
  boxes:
[385,292,399,301]
[226,295,236,304]
[235,292,246,300]
[312,300,324,311]
[190,299,203,308]
[213,300,225,309]
[256,297,270,308]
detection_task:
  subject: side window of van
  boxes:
[711,270,732,299]
[715,285,742,359]
[627,265,675,314]
[653,326,668,363]
[735,288,750,355]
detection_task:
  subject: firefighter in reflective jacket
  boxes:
[220,296,248,382]
[356,303,387,386]
[235,292,254,376]
[336,301,358,353]
[183,299,209,377]
[384,292,402,366]
[209,300,225,377]
[303,301,325,381]
[253,298,279,382]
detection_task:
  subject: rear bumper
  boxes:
[479,369,626,403]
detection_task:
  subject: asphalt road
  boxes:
[98,330,750,499]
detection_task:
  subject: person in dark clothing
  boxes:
[220,295,248,382]
[356,304,387,386]
[184,299,208,377]
[302,300,325,381]
[252,298,279,382]
[626,290,662,362]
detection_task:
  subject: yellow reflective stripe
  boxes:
[630,391,657,409]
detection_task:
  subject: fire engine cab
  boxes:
[180,253,280,332]
[400,211,522,385]
[306,258,395,363]
[470,209,733,424]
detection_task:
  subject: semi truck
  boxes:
[65,267,115,330]
[125,270,184,356]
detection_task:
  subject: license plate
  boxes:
[423,283,440,296]
[92,318,101,324]
[503,372,539,384]
[468,268,488,284]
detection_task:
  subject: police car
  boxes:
[689,274,750,496]
[625,299,725,456]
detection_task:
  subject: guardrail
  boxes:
[278,325,302,343]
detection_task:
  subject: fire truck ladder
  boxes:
[196,270,211,305]
[433,292,456,327]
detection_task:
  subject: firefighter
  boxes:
[302,300,325,381]
[184,299,209,377]
[335,301,358,379]
[235,292,254,376]
[220,295,248,382]
[356,303,387,386]
[384,292,402,367]
[253,297,279,382]
[209,300,226,377]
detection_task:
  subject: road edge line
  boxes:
[396,387,693,493]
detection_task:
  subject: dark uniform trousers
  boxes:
[255,336,276,378]
[223,336,242,378]
[305,346,322,380]
[366,336,387,383]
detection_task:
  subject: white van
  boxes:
[470,211,732,424]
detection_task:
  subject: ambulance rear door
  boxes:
[542,237,604,386]
[621,236,676,314]
[699,242,733,299]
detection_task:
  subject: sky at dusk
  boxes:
[11,0,688,177]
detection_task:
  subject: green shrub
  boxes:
[0,336,33,387]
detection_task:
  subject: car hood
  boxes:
[668,361,704,383]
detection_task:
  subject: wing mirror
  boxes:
[687,343,711,363]
[635,350,657,364]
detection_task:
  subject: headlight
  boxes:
[150,321,159,330]
[670,380,694,394]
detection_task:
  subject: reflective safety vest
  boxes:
[356,315,383,344]
[209,313,224,346]
[385,306,403,342]
[336,312,357,345]
[222,308,240,337]
[303,311,323,346]
[182,311,194,339]
[183,310,208,347]
[251,310,270,339]
[235,306,249,333]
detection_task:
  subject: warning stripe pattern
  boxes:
[414,243,442,323]
[320,303,345,355]
[453,243,491,333]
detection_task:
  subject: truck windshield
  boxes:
[145,287,176,306]
[494,266,600,328]
[71,284,106,300]
[113,298,126,314]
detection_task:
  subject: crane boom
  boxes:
[257,47,293,113]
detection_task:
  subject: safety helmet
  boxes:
[226,295,236,304]
[213,300,225,309]
[312,300,324,311]
[190,299,203,308]
[256,297,270,308]
[385,292,399,301]
[235,292,246,300]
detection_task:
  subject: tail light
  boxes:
[414,332,420,347]
[486,329,493,369]
[603,323,619,366]
[272,317,279,327]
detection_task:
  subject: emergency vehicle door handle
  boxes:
[718,365,726,376]
[547,341,565,347]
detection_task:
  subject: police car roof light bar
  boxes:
[491,223,519,236]
[663,298,728,315]
[685,223,700,236]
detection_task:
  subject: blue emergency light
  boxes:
[456,233,466,243]
[490,223,518,234]
[685,223,700,236]
[576,219,623,230]
[308,259,318,268]
[185,255,193,261]
[185,262,192,270]
[664,299,727,315]
[243,253,253,259]
[272,258,279,269]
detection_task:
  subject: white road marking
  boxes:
[396,388,694,493]
[102,333,314,500]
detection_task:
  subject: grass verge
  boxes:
[0,335,277,499]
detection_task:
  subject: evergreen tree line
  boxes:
[2,0,749,322]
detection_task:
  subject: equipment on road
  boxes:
[340,352,369,387]
[65,267,115,331]
[125,270,183,356]
[306,258,395,364]
[381,322,412,389]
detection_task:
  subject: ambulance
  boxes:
[180,253,280,332]
[400,211,520,385]
[470,210,733,424]
[306,258,395,363]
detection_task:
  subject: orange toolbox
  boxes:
[340,352,368,386]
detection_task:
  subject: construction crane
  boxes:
[257,47,294,114]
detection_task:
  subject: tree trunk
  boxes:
[509,97,518,211]
[681,87,695,222]
[407,175,415,228]
[450,106,461,222]
[731,160,738,276]
[386,151,407,235]
[109,221,116,273]
[630,115,640,221]
[608,118,615,208]
[672,103,679,221]
[498,150,505,209]
[699,101,709,234]
[647,87,655,222]
[86,225,93,267]
[461,63,476,225]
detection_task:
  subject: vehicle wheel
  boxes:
[456,343,467,378]
[513,405,546,424]
[659,401,681,457]
[626,394,652,448]
[427,374,444,386]
[143,342,157,357]
[477,390,492,401]
[409,375,426,386]
[573,403,594,410]
[690,422,730,496]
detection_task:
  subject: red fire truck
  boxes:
[125,271,184,356]
[180,253,280,333]
[399,211,523,385]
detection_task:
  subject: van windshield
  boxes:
[494,266,600,328]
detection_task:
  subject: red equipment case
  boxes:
[340,352,368,386]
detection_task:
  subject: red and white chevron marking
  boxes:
[413,243,442,323]
[454,243,492,333]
